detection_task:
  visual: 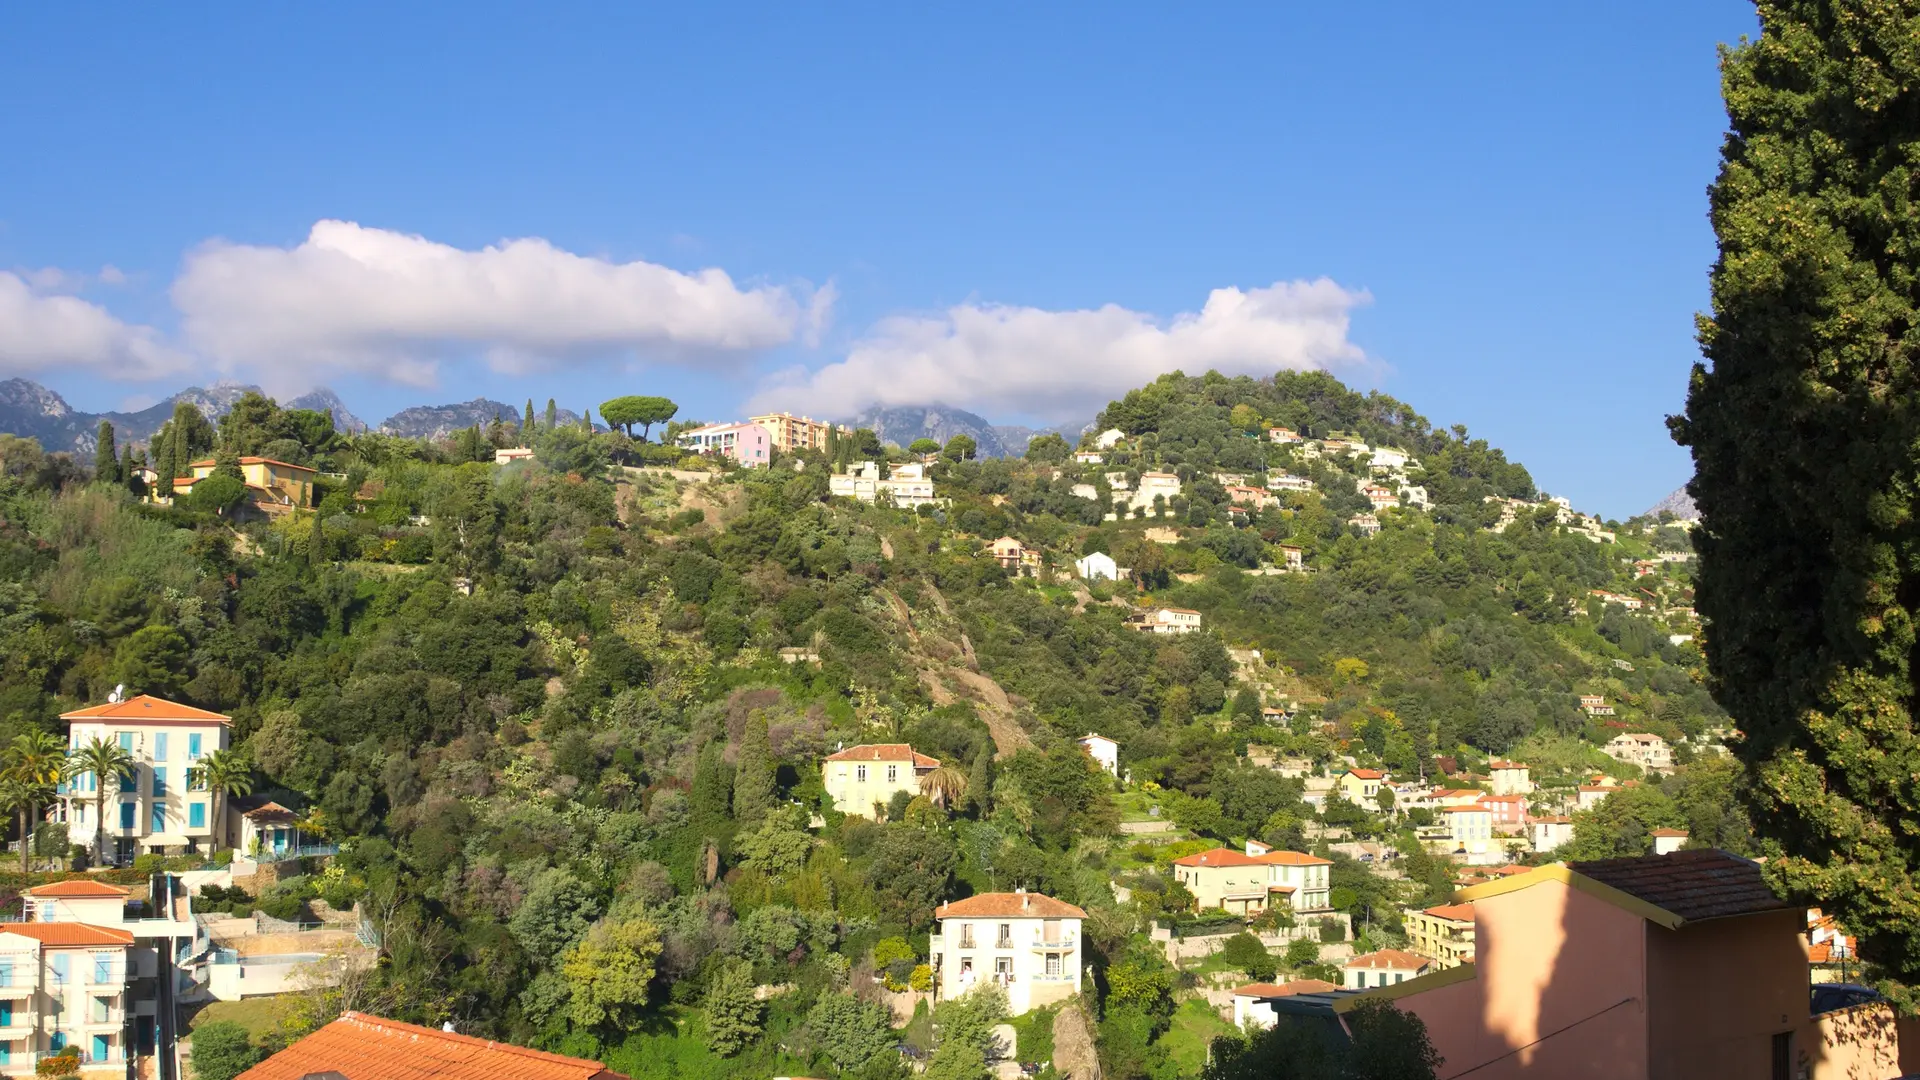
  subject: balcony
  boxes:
[1029,933,1077,951]
[994,935,1014,950]
[957,935,976,950]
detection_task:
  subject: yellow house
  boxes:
[1336,768,1386,803]
[1402,902,1476,968]
[174,456,315,513]
[1171,848,1273,916]
[822,744,939,820]
[1439,805,1495,860]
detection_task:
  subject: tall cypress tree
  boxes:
[546,398,558,429]
[94,421,118,482]
[733,713,775,826]
[524,398,536,435]
[1675,1,1920,978]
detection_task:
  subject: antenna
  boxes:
[108,684,125,704]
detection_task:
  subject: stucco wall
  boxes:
[1645,909,1806,1080]
[1397,879,1648,1080]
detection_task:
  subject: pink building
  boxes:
[1479,793,1529,829]
[676,421,772,468]
[1342,850,1906,1079]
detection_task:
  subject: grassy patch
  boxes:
[1159,997,1235,1075]
[189,997,292,1041]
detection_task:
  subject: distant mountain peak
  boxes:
[1643,486,1698,521]
[841,403,1087,458]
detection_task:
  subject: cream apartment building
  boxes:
[930,890,1084,1016]
[59,695,231,861]
[821,744,939,820]
[1172,845,1332,916]
[748,412,850,453]
[0,921,136,1071]
[1403,902,1476,969]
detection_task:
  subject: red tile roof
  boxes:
[822,744,939,768]
[1171,848,1264,868]
[60,695,232,725]
[1,923,134,946]
[1422,903,1475,922]
[1531,815,1572,824]
[1650,828,1689,838]
[1345,949,1431,971]
[1344,768,1385,780]
[1442,805,1489,814]
[239,1012,625,1080]
[1569,849,1796,923]
[934,891,1087,920]
[1234,978,1338,998]
[1256,850,1332,867]
[22,879,130,898]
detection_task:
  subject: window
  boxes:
[995,957,1011,976]
[118,803,134,830]
[116,733,132,754]
[50,955,67,986]
[855,765,867,782]
[153,734,168,762]
[150,803,164,833]
[1045,953,1061,977]
[959,925,975,949]
[151,768,165,798]
[188,733,202,759]
[886,765,898,782]
[189,803,206,829]
[0,959,13,988]
[997,924,1012,948]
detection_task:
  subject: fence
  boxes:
[254,844,339,864]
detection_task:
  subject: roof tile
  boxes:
[239,1012,624,1080]
[934,891,1087,920]
[1569,849,1795,923]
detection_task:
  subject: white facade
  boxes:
[1266,473,1314,492]
[1488,763,1533,796]
[1073,552,1122,582]
[1530,817,1574,855]
[1369,447,1411,471]
[1077,734,1118,776]
[59,696,231,860]
[1604,733,1673,771]
[1093,429,1126,450]
[1126,608,1201,635]
[828,461,939,508]
[821,744,938,820]
[931,890,1084,1016]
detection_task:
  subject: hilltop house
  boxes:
[1344,950,1432,990]
[989,536,1027,572]
[1226,485,1277,510]
[1351,513,1381,536]
[1077,734,1119,776]
[1605,732,1673,771]
[1266,427,1303,444]
[1267,473,1314,492]
[821,744,939,820]
[493,447,535,465]
[675,421,772,467]
[1579,694,1615,716]
[1530,816,1574,855]
[1126,608,1201,635]
[748,412,849,453]
[1231,980,1339,1030]
[1369,447,1412,471]
[1336,768,1385,804]
[1439,805,1497,862]
[930,890,1084,1016]
[1488,761,1533,796]
[1358,482,1400,510]
[1071,450,1104,465]
[169,457,315,515]
[1093,429,1127,450]
[1403,903,1476,969]
[1111,472,1183,518]
[1652,828,1689,855]
[58,694,232,861]
[828,461,938,508]
[1171,845,1332,915]
[240,1011,629,1080]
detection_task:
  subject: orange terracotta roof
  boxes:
[1489,865,1531,877]
[1344,768,1385,780]
[1532,815,1572,824]
[1255,850,1332,867]
[1268,884,1297,893]
[186,456,318,474]
[1345,949,1431,971]
[1650,828,1690,838]
[1171,848,1265,868]
[23,879,130,898]
[822,744,939,767]
[0,923,134,946]
[1489,761,1526,770]
[1234,978,1338,998]
[60,695,232,725]
[239,1012,624,1080]
[1442,805,1489,814]
[1423,903,1475,922]
[934,891,1087,920]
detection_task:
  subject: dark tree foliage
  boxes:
[1674,0,1920,978]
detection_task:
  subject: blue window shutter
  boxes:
[117,732,132,753]
[94,955,109,983]
[153,734,168,762]
[119,802,134,830]
[189,804,205,829]
[52,954,68,982]
[152,768,165,798]
[150,803,164,833]
[188,734,201,759]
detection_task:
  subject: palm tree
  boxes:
[199,749,254,854]
[69,738,135,865]
[6,731,68,873]
[918,764,969,811]
[0,778,31,874]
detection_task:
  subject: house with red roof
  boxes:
[0,919,138,1069]
[821,744,939,821]
[1173,845,1334,916]
[165,456,315,515]
[1335,767,1386,804]
[930,889,1085,1016]
[240,1011,628,1080]
[59,694,233,861]
[1231,978,1340,1029]
[1344,949,1433,990]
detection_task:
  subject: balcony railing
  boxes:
[995,935,1014,950]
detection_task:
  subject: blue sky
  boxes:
[0,3,1754,518]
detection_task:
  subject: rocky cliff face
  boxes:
[1643,485,1698,521]
[0,379,369,455]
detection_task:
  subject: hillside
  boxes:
[0,367,1729,1077]
[0,378,368,456]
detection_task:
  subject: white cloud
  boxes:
[172,220,819,387]
[0,271,189,380]
[749,279,1374,423]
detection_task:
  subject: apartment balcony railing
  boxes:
[994,935,1014,950]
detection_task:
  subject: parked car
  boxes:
[1810,983,1883,1015]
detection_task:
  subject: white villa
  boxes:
[57,695,232,861]
[1077,734,1118,776]
[821,744,939,820]
[930,890,1085,1016]
[1126,608,1201,635]
[828,461,939,508]
[1074,552,1124,582]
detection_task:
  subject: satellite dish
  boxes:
[108,684,125,704]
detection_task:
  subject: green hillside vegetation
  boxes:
[0,371,1735,1079]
